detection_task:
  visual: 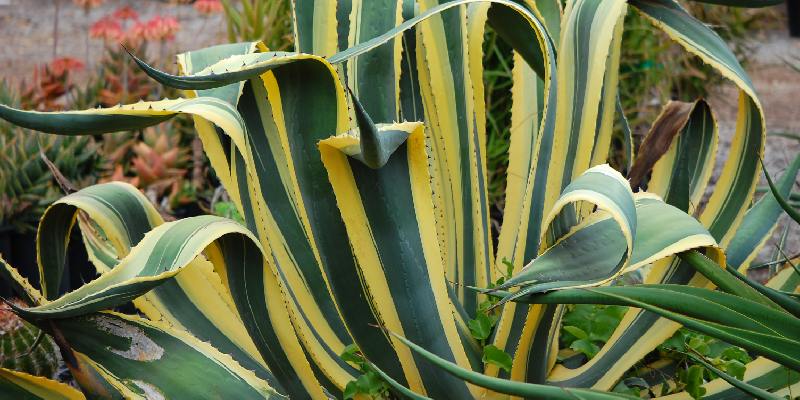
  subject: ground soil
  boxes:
[0,0,225,83]
[706,29,800,265]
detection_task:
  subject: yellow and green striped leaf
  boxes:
[494,165,638,300]
[35,182,272,384]
[524,285,800,371]
[177,43,362,395]
[553,0,767,389]
[53,312,282,399]
[0,368,85,400]
[320,119,478,397]
[17,213,324,397]
[490,0,628,382]
[0,257,42,306]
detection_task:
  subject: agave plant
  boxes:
[0,0,795,399]
[0,81,102,234]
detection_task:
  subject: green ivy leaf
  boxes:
[477,300,494,314]
[468,313,493,340]
[589,314,618,342]
[340,343,363,367]
[660,329,689,352]
[357,371,386,395]
[721,359,746,380]
[343,381,359,399]
[721,346,751,364]
[570,339,600,359]
[482,344,513,372]
[501,257,514,278]
[562,325,589,340]
[684,365,707,399]
[687,335,710,356]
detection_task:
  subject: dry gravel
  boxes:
[0,0,225,83]
[706,30,800,265]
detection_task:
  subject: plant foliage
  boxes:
[0,0,796,399]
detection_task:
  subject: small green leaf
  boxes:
[343,381,359,399]
[721,347,751,364]
[660,329,689,351]
[482,344,513,373]
[356,371,385,395]
[687,336,710,356]
[501,257,514,278]
[570,339,600,359]
[562,325,589,340]
[684,365,707,399]
[721,359,746,380]
[589,314,618,342]
[468,313,493,340]
[340,343,365,369]
[477,300,494,314]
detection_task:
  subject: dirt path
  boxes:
[0,0,225,84]
[706,29,800,265]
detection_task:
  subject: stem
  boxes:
[724,262,800,318]
[53,0,61,58]
[46,321,112,397]
[191,136,204,189]
[678,250,781,310]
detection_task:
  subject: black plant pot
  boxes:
[172,202,204,219]
[790,0,800,38]
[0,228,95,299]
[0,231,39,298]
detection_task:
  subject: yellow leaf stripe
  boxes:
[320,122,477,397]
[0,368,85,400]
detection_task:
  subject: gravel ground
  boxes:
[0,0,225,83]
[706,29,800,266]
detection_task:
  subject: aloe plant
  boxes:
[0,0,794,398]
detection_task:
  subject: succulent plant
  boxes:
[0,302,62,380]
[0,81,103,233]
[18,58,85,112]
[0,1,797,399]
[102,125,192,212]
[96,47,157,107]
